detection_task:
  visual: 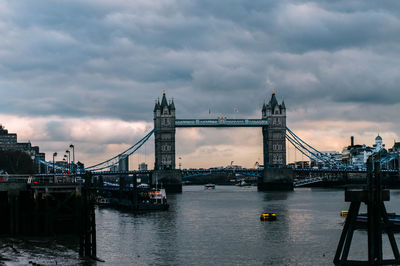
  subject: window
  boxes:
[161,145,171,152]
[161,134,171,140]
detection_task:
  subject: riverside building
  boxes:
[0,124,45,161]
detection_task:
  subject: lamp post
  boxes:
[64,155,68,173]
[63,157,66,173]
[66,150,70,174]
[69,144,75,174]
[53,152,57,183]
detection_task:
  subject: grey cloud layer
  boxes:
[1,0,399,124]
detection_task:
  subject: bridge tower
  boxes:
[154,91,176,170]
[259,90,293,191]
[262,90,286,167]
[153,91,182,192]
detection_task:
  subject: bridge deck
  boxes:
[175,119,268,127]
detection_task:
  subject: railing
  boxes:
[294,177,323,187]
[293,168,399,173]
[0,174,80,184]
[0,175,31,183]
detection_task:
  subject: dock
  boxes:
[0,173,96,257]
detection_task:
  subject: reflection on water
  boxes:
[0,236,82,265]
[2,186,400,265]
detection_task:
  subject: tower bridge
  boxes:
[152,90,290,192]
[29,91,400,193]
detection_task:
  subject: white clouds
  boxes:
[0,114,152,165]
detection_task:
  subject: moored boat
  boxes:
[236,180,250,187]
[356,213,400,232]
[100,185,169,212]
[204,184,215,189]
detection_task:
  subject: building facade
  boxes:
[0,124,46,173]
[341,135,386,169]
[0,124,45,160]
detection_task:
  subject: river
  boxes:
[2,186,400,265]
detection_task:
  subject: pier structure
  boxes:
[334,156,400,265]
[0,173,96,258]
[153,91,292,192]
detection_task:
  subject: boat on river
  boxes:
[204,184,215,189]
[356,213,400,232]
[97,197,111,207]
[101,185,169,211]
[136,188,169,211]
[236,180,250,187]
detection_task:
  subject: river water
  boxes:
[2,186,400,265]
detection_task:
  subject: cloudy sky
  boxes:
[1,0,399,169]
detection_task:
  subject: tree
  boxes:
[0,150,35,174]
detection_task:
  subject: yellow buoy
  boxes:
[260,212,277,221]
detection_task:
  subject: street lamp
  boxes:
[64,155,68,173]
[53,152,57,182]
[69,144,75,174]
[66,150,70,174]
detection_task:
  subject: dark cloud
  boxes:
[1,0,400,167]
[45,121,70,141]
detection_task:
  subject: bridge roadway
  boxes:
[175,118,268,127]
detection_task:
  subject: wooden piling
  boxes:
[334,156,400,265]
[79,171,96,258]
[9,195,15,235]
[133,173,138,210]
[0,174,96,259]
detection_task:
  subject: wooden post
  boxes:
[79,171,96,258]
[78,188,84,257]
[334,201,361,263]
[33,191,39,235]
[119,174,124,201]
[90,203,96,257]
[133,173,138,210]
[9,196,15,235]
[149,172,153,188]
